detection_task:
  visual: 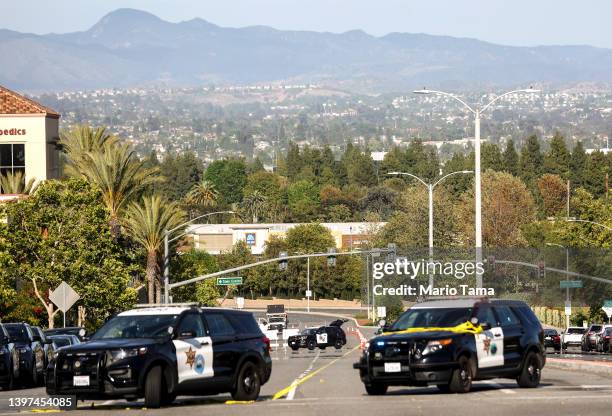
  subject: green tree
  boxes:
[0,179,137,329]
[502,139,520,176]
[570,141,588,189]
[185,179,218,211]
[544,133,570,177]
[170,250,219,304]
[204,159,247,205]
[59,124,118,177]
[481,143,503,171]
[519,135,543,187]
[157,153,205,201]
[67,143,161,237]
[124,195,186,303]
[287,180,320,221]
[241,190,267,223]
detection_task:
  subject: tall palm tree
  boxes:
[74,143,161,236]
[124,195,185,303]
[242,190,267,223]
[185,179,218,209]
[0,171,37,195]
[60,125,118,177]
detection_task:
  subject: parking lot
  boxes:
[0,313,610,415]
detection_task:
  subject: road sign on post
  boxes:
[377,306,387,318]
[216,277,243,286]
[559,280,583,289]
[235,297,245,309]
[49,281,80,328]
[564,300,571,316]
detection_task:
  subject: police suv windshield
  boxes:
[301,328,316,335]
[91,314,179,340]
[390,308,473,332]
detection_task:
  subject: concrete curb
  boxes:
[546,358,612,377]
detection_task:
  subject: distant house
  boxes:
[186,222,386,255]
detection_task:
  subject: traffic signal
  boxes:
[279,251,288,270]
[327,248,337,267]
[537,260,545,279]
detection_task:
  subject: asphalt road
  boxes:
[0,312,610,415]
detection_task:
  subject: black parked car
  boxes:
[354,299,545,395]
[46,305,272,408]
[287,319,348,351]
[0,324,20,390]
[581,324,603,352]
[32,326,55,369]
[543,328,561,352]
[48,335,81,350]
[44,327,87,342]
[4,323,46,386]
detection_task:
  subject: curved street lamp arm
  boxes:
[480,89,537,114]
[167,210,235,235]
[417,90,477,114]
[432,170,473,189]
[387,171,429,187]
[567,218,612,232]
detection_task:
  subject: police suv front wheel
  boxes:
[448,356,474,393]
[144,366,163,408]
[516,352,542,388]
[232,362,261,401]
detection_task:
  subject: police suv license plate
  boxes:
[384,362,401,373]
[73,376,90,386]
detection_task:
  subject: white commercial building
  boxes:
[186,222,386,255]
[0,85,60,188]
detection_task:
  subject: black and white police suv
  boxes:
[287,319,348,351]
[354,299,545,395]
[46,304,272,407]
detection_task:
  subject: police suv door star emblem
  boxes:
[185,347,196,369]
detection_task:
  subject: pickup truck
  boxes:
[561,326,586,350]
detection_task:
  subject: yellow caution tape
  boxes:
[225,400,255,405]
[383,321,483,336]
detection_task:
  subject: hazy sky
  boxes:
[2,0,611,48]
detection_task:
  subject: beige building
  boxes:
[0,85,60,189]
[186,222,386,255]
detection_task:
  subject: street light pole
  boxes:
[162,210,235,304]
[388,170,472,287]
[547,242,570,337]
[414,87,540,287]
[307,256,310,313]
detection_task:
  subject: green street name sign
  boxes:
[217,277,243,286]
[560,280,583,289]
[604,300,612,308]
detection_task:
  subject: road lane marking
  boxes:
[481,380,516,394]
[287,350,320,400]
[272,345,359,400]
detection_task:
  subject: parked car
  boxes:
[287,319,348,351]
[4,323,45,386]
[354,299,545,394]
[48,334,81,350]
[561,327,586,350]
[543,328,561,352]
[44,327,87,341]
[0,324,20,390]
[581,324,603,351]
[595,327,612,353]
[46,304,272,408]
[32,326,55,369]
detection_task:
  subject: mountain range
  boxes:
[1,8,611,92]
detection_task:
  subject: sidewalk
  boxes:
[546,357,612,376]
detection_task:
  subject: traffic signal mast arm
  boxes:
[167,247,395,291]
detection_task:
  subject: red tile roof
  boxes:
[0,85,60,118]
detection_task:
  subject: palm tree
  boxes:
[185,179,218,209]
[0,171,37,195]
[60,125,118,177]
[124,195,185,303]
[242,190,267,223]
[73,143,161,237]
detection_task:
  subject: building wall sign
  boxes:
[0,128,27,136]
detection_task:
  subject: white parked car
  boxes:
[562,326,587,350]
